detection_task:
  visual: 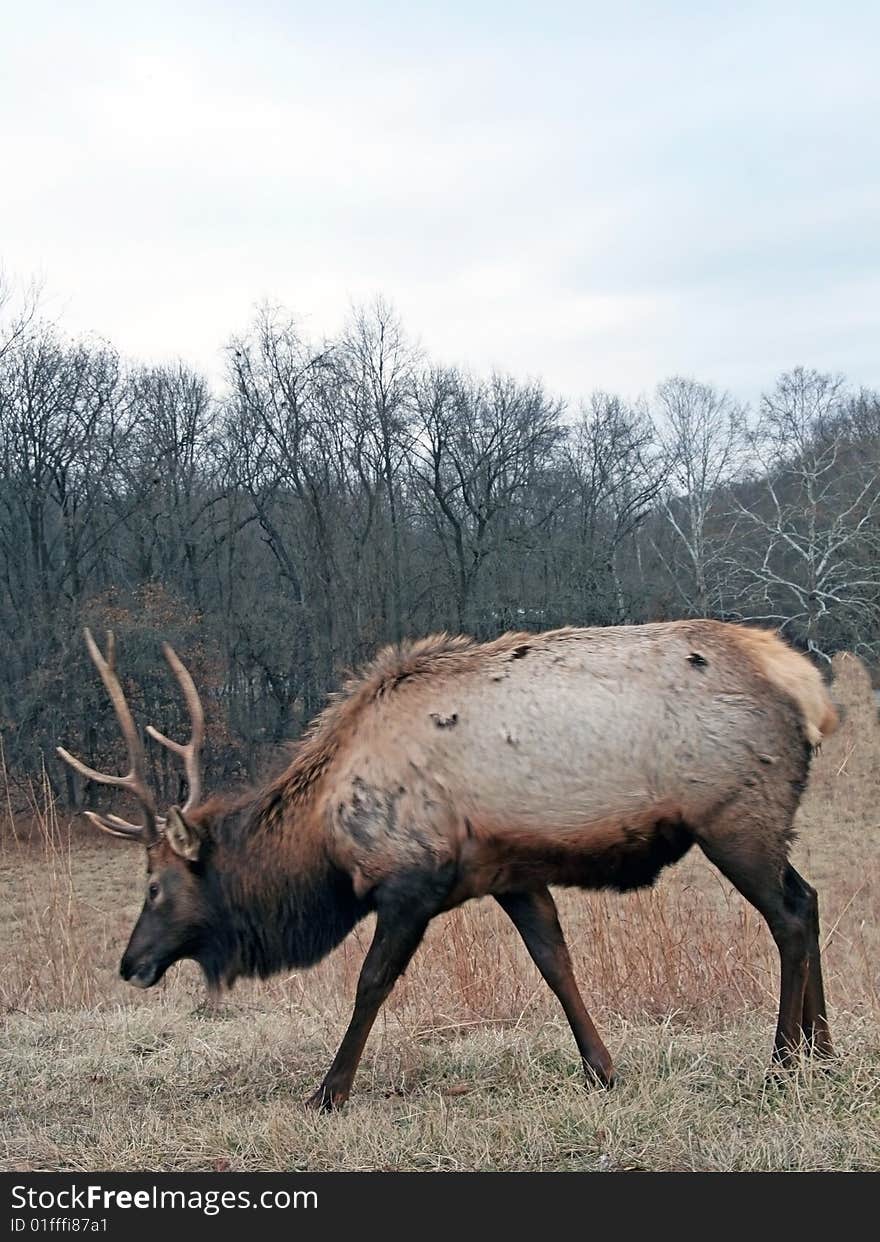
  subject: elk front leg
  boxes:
[306,907,430,1112]
[496,887,615,1088]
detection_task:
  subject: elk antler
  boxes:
[146,643,205,815]
[56,629,160,843]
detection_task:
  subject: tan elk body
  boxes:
[319,622,834,901]
[59,619,838,1108]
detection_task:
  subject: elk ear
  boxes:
[165,806,203,861]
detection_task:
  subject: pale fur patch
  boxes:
[730,626,839,747]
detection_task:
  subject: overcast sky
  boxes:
[2,1,878,404]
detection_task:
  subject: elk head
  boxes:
[57,629,214,989]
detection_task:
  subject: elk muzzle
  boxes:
[119,951,162,989]
[118,906,182,989]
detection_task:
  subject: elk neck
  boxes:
[196,778,369,987]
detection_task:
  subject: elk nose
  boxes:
[119,955,133,981]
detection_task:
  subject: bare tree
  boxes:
[566,393,662,622]
[224,307,342,699]
[341,298,419,644]
[0,270,41,366]
[729,368,880,659]
[412,368,564,630]
[652,376,745,616]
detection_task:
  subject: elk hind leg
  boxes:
[699,827,811,1069]
[787,865,833,1057]
[496,887,615,1088]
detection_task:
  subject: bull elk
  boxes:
[58,620,837,1109]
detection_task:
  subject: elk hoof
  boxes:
[305,1083,348,1112]
[584,1061,616,1090]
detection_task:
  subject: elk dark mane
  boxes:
[192,786,369,987]
[199,847,367,988]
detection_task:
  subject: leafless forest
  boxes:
[2,282,879,809]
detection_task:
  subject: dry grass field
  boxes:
[2,652,879,1172]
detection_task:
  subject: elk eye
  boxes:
[148,881,160,901]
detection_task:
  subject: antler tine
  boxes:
[55,628,160,844]
[83,810,146,841]
[146,643,205,814]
